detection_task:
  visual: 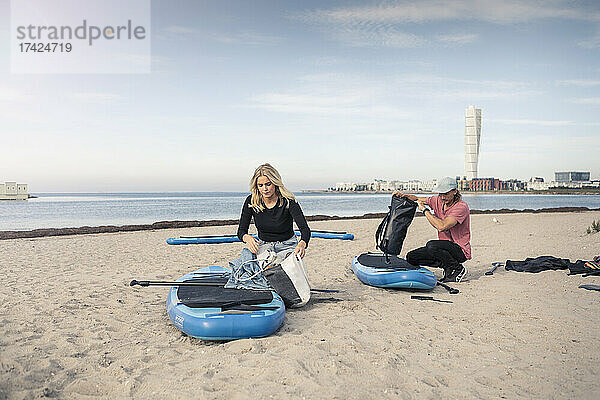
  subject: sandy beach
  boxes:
[1,210,600,399]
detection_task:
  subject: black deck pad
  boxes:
[184,276,230,285]
[357,253,419,270]
[177,279,273,308]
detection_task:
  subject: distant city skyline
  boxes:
[1,0,600,192]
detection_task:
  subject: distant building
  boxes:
[0,182,28,200]
[332,179,436,192]
[504,179,526,191]
[457,176,469,192]
[525,176,551,190]
[527,177,550,191]
[420,179,438,192]
[469,178,506,191]
[405,180,420,191]
[555,171,590,183]
[372,179,390,191]
[527,181,552,191]
[587,180,600,188]
[464,106,482,180]
[378,180,398,191]
[389,180,404,190]
[333,182,357,191]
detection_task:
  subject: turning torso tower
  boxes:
[464,106,482,180]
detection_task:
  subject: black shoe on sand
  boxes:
[442,265,467,282]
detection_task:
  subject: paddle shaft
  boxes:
[485,262,503,275]
[310,288,341,293]
[130,280,223,287]
[411,295,453,303]
[437,281,459,294]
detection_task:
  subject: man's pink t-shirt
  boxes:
[426,196,472,260]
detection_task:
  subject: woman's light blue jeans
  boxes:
[225,236,298,290]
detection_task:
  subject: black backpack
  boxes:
[375,196,417,255]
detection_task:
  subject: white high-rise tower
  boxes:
[464,106,482,180]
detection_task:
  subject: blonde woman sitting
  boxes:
[226,163,311,289]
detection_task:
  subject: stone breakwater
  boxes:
[1,207,598,240]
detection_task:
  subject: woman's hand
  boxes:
[416,199,427,211]
[243,234,259,254]
[293,240,307,258]
[392,190,405,197]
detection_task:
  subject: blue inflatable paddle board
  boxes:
[167,230,354,245]
[166,266,285,340]
[309,231,354,240]
[167,235,244,245]
[352,253,437,289]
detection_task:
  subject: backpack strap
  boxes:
[375,207,390,252]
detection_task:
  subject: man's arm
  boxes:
[423,210,458,232]
[392,191,428,203]
[392,191,457,231]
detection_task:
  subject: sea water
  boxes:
[1,192,599,231]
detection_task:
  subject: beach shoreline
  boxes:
[1,207,599,240]
[302,189,600,195]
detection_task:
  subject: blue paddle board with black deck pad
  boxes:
[166,266,285,340]
[352,253,437,289]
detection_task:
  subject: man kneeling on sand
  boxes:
[393,177,471,282]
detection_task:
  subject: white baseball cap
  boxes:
[434,177,458,193]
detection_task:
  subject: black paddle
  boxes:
[437,281,459,294]
[486,262,503,275]
[130,280,223,287]
[411,295,453,303]
[131,279,341,293]
[579,284,600,291]
[310,288,340,293]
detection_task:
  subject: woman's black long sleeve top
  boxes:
[237,195,311,245]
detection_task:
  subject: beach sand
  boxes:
[1,211,600,399]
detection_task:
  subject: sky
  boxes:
[1,0,600,192]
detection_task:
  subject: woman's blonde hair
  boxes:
[249,163,295,212]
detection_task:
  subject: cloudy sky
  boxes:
[1,0,599,192]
